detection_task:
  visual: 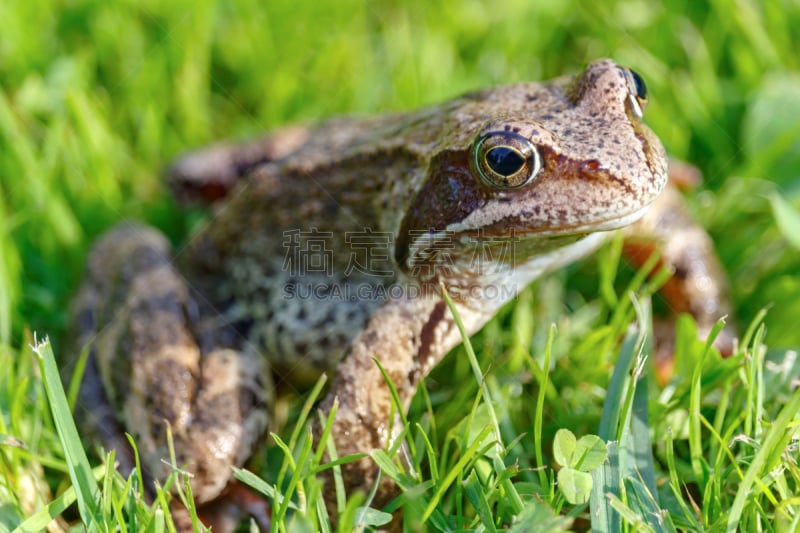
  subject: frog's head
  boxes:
[396,59,668,285]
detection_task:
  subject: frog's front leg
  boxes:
[73,223,271,531]
[624,180,736,376]
[317,291,495,505]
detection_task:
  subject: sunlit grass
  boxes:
[1,0,799,531]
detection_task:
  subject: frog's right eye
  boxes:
[621,67,648,119]
[472,131,542,189]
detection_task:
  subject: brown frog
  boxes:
[72,59,732,530]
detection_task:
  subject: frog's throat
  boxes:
[454,231,610,312]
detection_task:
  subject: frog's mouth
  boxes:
[452,197,658,241]
[398,200,657,276]
[396,182,662,273]
[524,201,655,237]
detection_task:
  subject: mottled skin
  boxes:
[73,59,731,529]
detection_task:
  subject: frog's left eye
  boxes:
[472,131,542,189]
[621,67,648,119]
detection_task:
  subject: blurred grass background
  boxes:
[1,0,800,528]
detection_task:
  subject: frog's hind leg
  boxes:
[72,223,271,530]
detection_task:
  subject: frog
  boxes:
[72,59,732,531]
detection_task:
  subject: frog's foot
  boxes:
[169,125,309,204]
[191,480,271,532]
[171,480,271,533]
[72,223,272,526]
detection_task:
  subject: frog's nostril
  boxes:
[579,160,606,179]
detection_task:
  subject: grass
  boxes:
[2,0,800,531]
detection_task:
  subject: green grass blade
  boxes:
[535,324,556,492]
[415,422,439,483]
[629,372,657,499]
[598,325,640,441]
[768,192,800,249]
[422,424,494,522]
[440,285,502,449]
[30,335,101,527]
[12,480,78,532]
[606,491,656,533]
[507,500,573,532]
[591,299,652,533]
[66,343,91,412]
[287,373,327,450]
[374,356,415,460]
[369,449,406,485]
[623,475,677,533]
[272,431,313,521]
[234,468,299,511]
[625,296,658,499]
[664,429,703,530]
[590,440,621,533]
[726,379,800,531]
[464,470,499,532]
[11,463,107,533]
[493,454,524,515]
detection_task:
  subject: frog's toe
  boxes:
[167,347,272,503]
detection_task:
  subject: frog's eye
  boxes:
[621,67,648,119]
[472,131,542,189]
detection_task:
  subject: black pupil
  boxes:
[629,69,647,100]
[485,147,525,177]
